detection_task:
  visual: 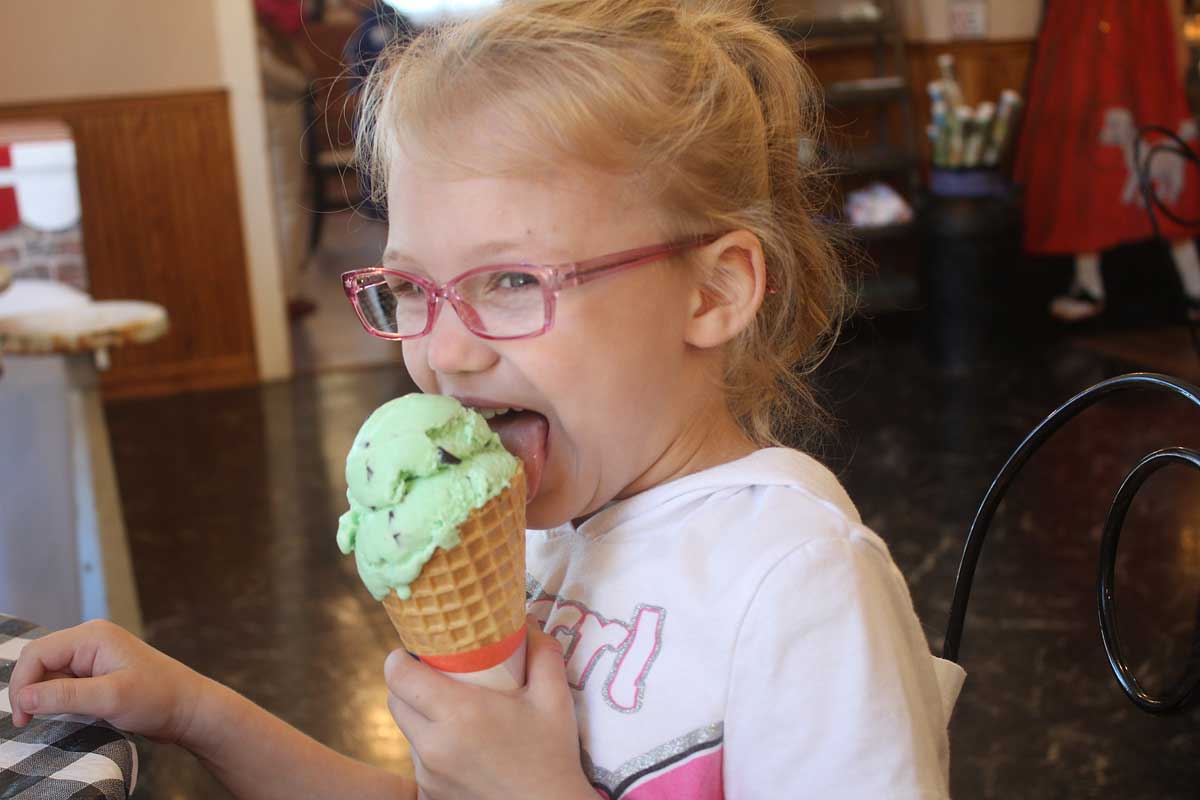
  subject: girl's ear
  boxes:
[683,230,767,349]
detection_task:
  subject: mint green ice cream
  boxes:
[336,394,520,601]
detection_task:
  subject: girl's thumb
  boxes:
[525,618,568,692]
[19,676,117,722]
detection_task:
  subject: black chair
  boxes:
[943,371,1200,715]
[304,85,361,254]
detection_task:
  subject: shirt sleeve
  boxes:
[723,531,953,800]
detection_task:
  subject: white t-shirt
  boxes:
[526,448,965,799]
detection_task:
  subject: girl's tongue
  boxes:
[488,411,547,502]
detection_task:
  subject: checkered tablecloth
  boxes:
[0,615,137,798]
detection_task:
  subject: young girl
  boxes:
[9,2,964,797]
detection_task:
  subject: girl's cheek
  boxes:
[400,344,434,391]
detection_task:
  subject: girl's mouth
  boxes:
[475,407,548,503]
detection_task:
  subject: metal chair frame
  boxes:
[943,372,1200,715]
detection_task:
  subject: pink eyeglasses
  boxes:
[342,235,718,341]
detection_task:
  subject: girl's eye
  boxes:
[490,271,541,291]
[387,277,425,297]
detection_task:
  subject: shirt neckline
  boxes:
[531,447,858,541]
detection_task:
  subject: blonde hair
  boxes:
[357,0,850,448]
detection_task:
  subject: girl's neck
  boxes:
[571,410,755,529]
[616,400,758,504]
[568,407,756,529]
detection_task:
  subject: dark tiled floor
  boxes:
[107,366,420,797]
[820,319,1200,799]
[104,313,1200,798]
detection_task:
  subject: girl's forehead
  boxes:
[385,170,582,260]
[384,157,669,265]
[384,124,651,205]
[387,152,634,202]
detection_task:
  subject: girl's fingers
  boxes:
[10,670,87,725]
[10,625,108,690]
[14,675,120,725]
[8,636,92,726]
[383,649,450,722]
[386,690,431,745]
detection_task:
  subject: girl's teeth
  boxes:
[479,409,496,419]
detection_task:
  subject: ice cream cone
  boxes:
[381,464,527,671]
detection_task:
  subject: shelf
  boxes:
[846,220,916,242]
[315,146,356,171]
[773,17,894,42]
[857,269,920,314]
[832,148,919,175]
[825,76,909,107]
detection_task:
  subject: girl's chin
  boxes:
[524,498,561,530]
[524,486,585,530]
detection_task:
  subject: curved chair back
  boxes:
[943,372,1200,715]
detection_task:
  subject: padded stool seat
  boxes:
[0,279,167,356]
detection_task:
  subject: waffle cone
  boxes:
[381,465,527,657]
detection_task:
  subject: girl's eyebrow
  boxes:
[383,240,552,269]
[468,240,529,261]
[382,249,420,268]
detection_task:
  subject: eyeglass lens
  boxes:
[354,268,548,338]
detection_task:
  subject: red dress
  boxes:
[1015,0,1200,255]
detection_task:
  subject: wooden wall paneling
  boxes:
[804,43,908,175]
[0,91,260,399]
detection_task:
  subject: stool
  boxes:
[0,264,10,378]
[0,279,167,635]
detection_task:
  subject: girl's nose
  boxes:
[424,299,499,375]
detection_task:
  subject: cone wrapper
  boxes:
[381,465,527,690]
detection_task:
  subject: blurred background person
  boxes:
[1015,0,1200,323]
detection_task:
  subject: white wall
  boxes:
[0,0,292,383]
[0,1,222,103]
[213,1,293,383]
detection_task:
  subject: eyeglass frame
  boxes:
[341,234,721,341]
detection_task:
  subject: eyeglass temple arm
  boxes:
[566,235,720,288]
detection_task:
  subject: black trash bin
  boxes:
[919,169,1021,372]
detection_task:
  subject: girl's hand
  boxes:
[8,619,207,746]
[385,618,595,800]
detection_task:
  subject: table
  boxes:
[0,614,137,798]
